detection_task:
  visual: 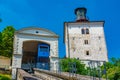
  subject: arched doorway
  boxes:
[21,40,50,71]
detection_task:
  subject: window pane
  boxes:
[86,28,89,34]
[81,29,85,34]
[73,37,75,40]
[40,46,49,52]
[86,51,89,55]
[84,40,88,44]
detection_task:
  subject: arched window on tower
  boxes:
[81,28,85,34]
[86,28,89,34]
[81,28,89,34]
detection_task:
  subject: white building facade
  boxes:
[64,8,108,62]
[12,27,59,79]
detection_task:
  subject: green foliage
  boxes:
[0,26,15,58]
[109,66,120,80]
[101,58,120,80]
[60,58,87,75]
[0,74,11,80]
[114,69,120,80]
[111,57,120,66]
[61,58,120,79]
[86,67,99,77]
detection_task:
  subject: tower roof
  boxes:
[74,7,87,15]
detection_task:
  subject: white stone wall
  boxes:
[65,22,108,62]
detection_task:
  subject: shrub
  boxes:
[60,58,87,75]
[0,74,11,80]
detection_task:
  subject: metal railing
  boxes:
[21,59,108,80]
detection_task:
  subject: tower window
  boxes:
[81,28,89,34]
[98,36,101,40]
[84,40,88,44]
[73,37,75,40]
[86,28,89,34]
[81,29,85,34]
[86,51,89,55]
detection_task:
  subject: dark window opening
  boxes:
[86,28,89,34]
[86,51,89,55]
[73,37,75,40]
[81,28,90,34]
[84,40,88,44]
[81,29,85,34]
[98,36,101,40]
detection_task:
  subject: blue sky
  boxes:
[0,0,120,59]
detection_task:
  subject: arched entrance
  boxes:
[22,40,50,71]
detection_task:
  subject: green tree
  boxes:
[101,58,120,80]
[0,32,2,56]
[0,26,15,58]
[60,58,87,75]
[111,57,120,66]
[0,18,2,56]
[0,18,2,46]
[0,32,2,53]
[106,66,120,80]
[114,71,120,80]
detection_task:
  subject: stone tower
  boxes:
[64,8,108,62]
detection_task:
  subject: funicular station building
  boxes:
[12,27,59,79]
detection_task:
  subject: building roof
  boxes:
[15,27,59,38]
